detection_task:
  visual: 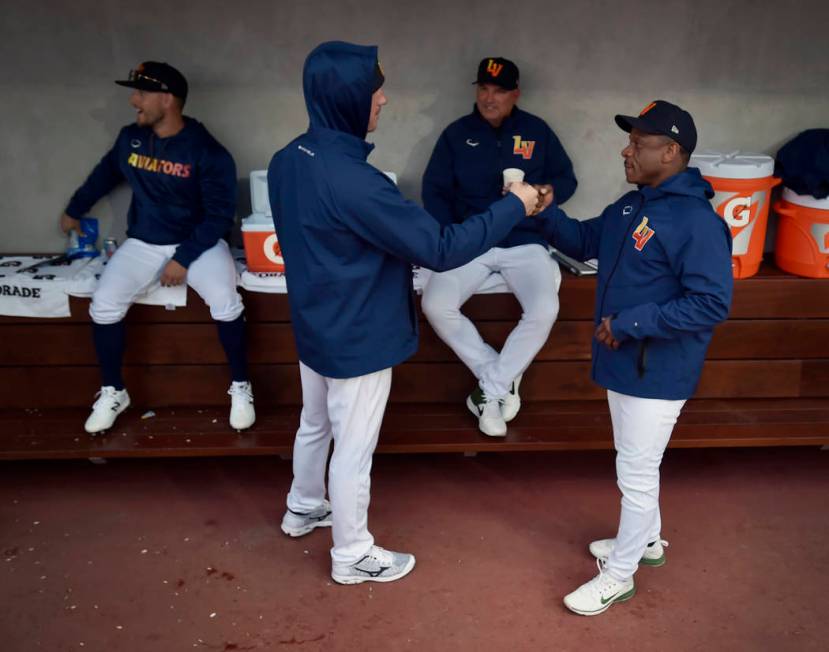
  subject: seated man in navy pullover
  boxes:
[60,61,255,435]
[421,57,578,437]
[268,42,539,585]
[534,101,733,616]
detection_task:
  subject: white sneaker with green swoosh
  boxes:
[563,560,636,616]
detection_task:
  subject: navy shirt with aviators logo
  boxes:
[66,117,236,268]
[422,106,578,249]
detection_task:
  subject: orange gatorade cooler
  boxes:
[242,213,284,273]
[773,188,829,278]
[691,150,781,278]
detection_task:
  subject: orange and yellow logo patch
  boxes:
[486,59,503,77]
[512,135,535,160]
[632,216,655,251]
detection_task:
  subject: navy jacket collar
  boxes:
[309,125,375,159]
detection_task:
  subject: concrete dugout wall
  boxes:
[1,0,827,251]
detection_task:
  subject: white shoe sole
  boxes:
[230,416,256,431]
[84,396,131,435]
[280,518,332,538]
[563,585,636,616]
[466,397,507,437]
[331,555,416,585]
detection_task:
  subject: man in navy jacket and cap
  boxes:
[535,100,733,615]
[268,42,540,585]
[421,57,578,437]
[60,61,255,435]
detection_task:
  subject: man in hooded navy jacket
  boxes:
[533,100,733,616]
[268,41,540,585]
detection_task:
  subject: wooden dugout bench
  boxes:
[1,261,829,460]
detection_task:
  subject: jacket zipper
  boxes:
[637,339,648,377]
[597,195,644,318]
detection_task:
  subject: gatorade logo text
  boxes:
[127,153,191,178]
[719,194,755,228]
[486,59,503,77]
[512,135,535,160]
[632,216,655,251]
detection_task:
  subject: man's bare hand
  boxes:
[160,260,187,287]
[60,213,82,236]
[508,182,541,216]
[531,184,554,216]
[594,316,620,350]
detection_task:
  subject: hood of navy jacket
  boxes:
[647,165,715,200]
[269,42,526,378]
[537,166,733,400]
[65,117,236,268]
[303,41,378,141]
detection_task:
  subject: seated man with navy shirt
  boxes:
[421,57,578,437]
[60,61,255,435]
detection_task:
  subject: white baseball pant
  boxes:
[286,361,392,567]
[605,389,686,581]
[89,238,243,324]
[421,243,560,399]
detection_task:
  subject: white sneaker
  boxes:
[281,500,333,537]
[466,386,507,437]
[331,545,416,585]
[84,386,130,434]
[500,373,523,422]
[589,538,668,567]
[228,381,255,430]
[563,560,636,616]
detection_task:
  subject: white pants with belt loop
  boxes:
[605,389,686,581]
[286,361,392,566]
[421,243,560,399]
[89,238,243,324]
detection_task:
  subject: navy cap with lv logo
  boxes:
[473,57,519,91]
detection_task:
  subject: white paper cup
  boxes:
[502,168,525,187]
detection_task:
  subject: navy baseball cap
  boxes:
[615,100,697,153]
[474,57,519,90]
[116,61,188,102]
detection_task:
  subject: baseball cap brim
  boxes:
[615,114,663,135]
[471,79,518,90]
[115,79,168,93]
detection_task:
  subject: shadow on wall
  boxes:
[399,93,444,207]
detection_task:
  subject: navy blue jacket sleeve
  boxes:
[334,169,525,272]
[542,127,577,205]
[421,130,456,226]
[172,146,237,268]
[65,131,126,218]
[612,214,733,341]
[535,205,605,261]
